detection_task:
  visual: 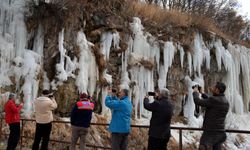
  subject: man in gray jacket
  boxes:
[193,82,229,150]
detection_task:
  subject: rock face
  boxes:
[2,1,250,149]
[0,0,248,117]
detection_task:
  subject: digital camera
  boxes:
[112,89,117,93]
[192,85,202,92]
[48,93,54,98]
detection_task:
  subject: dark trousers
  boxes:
[199,131,227,150]
[111,133,129,150]
[148,136,170,150]
[7,122,20,150]
[32,122,52,150]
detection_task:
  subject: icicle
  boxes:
[129,18,157,119]
[33,24,44,56]
[56,29,67,81]
[14,13,27,57]
[0,0,27,87]
[214,39,223,71]
[158,41,176,89]
[43,72,50,90]
[239,46,250,111]
[53,29,78,89]
[11,56,23,96]
[183,76,203,127]
[76,31,98,95]
[100,31,121,61]
[21,50,41,116]
[88,54,98,96]
[103,69,112,85]
[187,52,192,75]
[100,32,113,60]
[177,44,185,68]
[203,49,210,70]
[193,34,207,75]
[112,31,120,49]
[214,40,244,114]
[101,86,110,116]
[153,43,160,73]
[120,50,130,90]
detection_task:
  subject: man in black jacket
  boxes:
[70,93,94,150]
[144,88,173,150]
[193,82,229,150]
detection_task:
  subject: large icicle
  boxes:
[33,24,44,56]
[0,0,27,87]
[76,31,98,95]
[183,76,203,127]
[100,31,120,61]
[129,17,156,119]
[193,34,210,75]
[177,44,185,68]
[158,41,176,89]
[214,40,244,114]
[52,29,78,89]
[238,46,250,111]
[21,50,41,116]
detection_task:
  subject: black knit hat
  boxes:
[42,90,50,95]
[8,93,15,100]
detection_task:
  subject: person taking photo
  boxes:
[193,82,229,150]
[144,88,173,150]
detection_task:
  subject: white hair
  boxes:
[160,88,170,98]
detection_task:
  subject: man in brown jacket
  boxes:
[32,90,57,150]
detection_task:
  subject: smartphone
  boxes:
[148,92,156,96]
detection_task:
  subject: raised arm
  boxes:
[144,97,160,112]
[193,92,213,107]
[105,95,122,110]
[9,101,22,113]
[49,98,58,110]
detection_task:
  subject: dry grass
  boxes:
[124,1,247,46]
[126,1,191,27]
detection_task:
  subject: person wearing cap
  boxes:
[70,93,94,150]
[144,88,173,150]
[4,93,23,150]
[105,88,132,150]
[32,90,57,150]
[193,82,229,150]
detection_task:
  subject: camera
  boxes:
[112,88,117,93]
[192,85,202,92]
[192,84,199,89]
[48,93,54,98]
[148,92,156,96]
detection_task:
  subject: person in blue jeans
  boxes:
[105,88,132,150]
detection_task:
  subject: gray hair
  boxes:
[122,89,129,96]
[160,88,170,98]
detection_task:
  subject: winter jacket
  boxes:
[34,96,57,124]
[105,95,132,133]
[193,92,229,131]
[70,100,94,128]
[144,97,173,139]
[4,99,23,124]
